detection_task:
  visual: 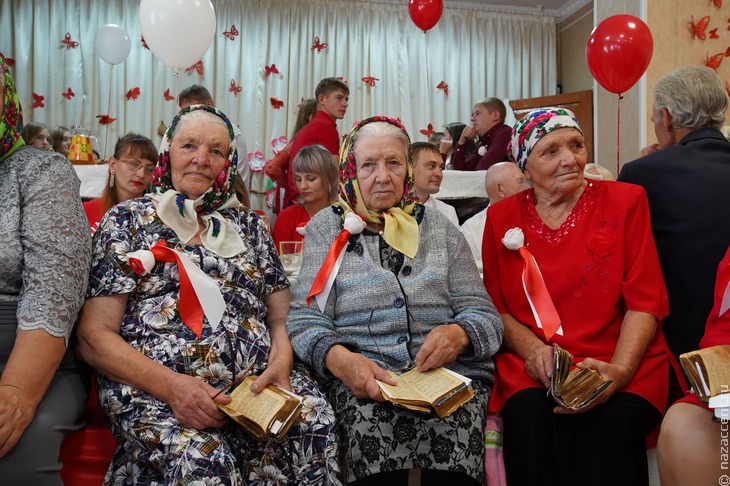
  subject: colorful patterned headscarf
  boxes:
[0,56,24,164]
[509,107,583,171]
[339,116,419,258]
[150,104,244,257]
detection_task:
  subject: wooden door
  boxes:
[509,90,594,163]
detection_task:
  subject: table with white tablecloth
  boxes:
[433,170,488,200]
[73,164,109,199]
[432,170,489,224]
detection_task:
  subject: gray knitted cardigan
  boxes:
[287,204,504,385]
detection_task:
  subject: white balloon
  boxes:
[139,0,216,69]
[94,24,132,65]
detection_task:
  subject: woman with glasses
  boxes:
[82,133,157,233]
[287,116,503,486]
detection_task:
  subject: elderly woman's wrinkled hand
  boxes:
[0,385,34,457]
[523,344,555,388]
[163,373,230,430]
[553,358,633,415]
[326,345,397,401]
[415,324,470,372]
[251,347,294,393]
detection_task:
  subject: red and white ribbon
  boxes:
[502,228,563,342]
[125,241,224,338]
[307,213,366,312]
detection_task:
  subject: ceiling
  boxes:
[443,0,590,17]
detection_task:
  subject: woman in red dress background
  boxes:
[482,108,671,486]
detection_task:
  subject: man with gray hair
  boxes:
[618,65,730,359]
[460,161,530,278]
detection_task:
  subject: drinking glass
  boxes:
[279,241,303,275]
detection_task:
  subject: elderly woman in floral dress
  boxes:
[76,104,342,485]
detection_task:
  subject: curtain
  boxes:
[0,0,556,210]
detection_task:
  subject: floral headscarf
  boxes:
[0,56,24,164]
[150,104,244,257]
[338,116,419,258]
[509,107,582,171]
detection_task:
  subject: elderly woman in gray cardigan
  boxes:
[287,116,503,486]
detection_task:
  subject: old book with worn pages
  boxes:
[680,346,730,413]
[550,345,613,410]
[376,367,475,418]
[216,375,302,441]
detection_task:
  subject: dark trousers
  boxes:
[501,388,661,486]
[349,469,481,486]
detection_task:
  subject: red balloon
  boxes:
[585,14,653,95]
[408,0,443,32]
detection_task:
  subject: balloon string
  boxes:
[104,65,113,159]
[424,32,430,106]
[616,93,622,176]
[175,68,181,112]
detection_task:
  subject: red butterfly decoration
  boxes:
[60,33,79,50]
[270,97,284,109]
[690,15,711,40]
[125,87,141,101]
[0,53,14,66]
[61,87,75,100]
[725,46,730,57]
[336,76,348,85]
[712,0,722,8]
[711,28,720,39]
[229,79,242,97]
[140,36,149,50]
[419,123,436,138]
[297,97,305,108]
[96,114,117,125]
[311,36,328,53]
[361,76,379,87]
[164,88,175,101]
[706,51,724,71]
[725,80,730,98]
[185,61,204,76]
[223,25,239,40]
[32,93,44,108]
[437,81,449,95]
[265,64,280,78]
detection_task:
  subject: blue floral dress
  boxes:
[88,197,342,485]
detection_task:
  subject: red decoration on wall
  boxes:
[312,36,328,53]
[32,93,44,108]
[126,87,141,100]
[419,123,436,138]
[711,28,720,39]
[706,51,724,71]
[712,0,722,8]
[437,80,449,95]
[229,79,242,97]
[60,33,79,50]
[0,53,14,66]
[223,25,239,40]
[724,80,730,98]
[297,97,305,108]
[725,46,730,57]
[690,16,711,40]
[337,76,348,84]
[164,88,175,101]
[361,76,379,87]
[185,61,204,76]
[270,97,284,109]
[96,114,116,125]
[265,64,280,78]
[61,88,75,100]
[140,36,149,50]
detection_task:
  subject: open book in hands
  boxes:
[550,345,613,410]
[680,345,730,420]
[375,367,475,418]
[216,375,303,441]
